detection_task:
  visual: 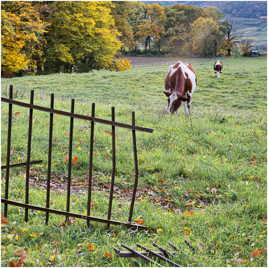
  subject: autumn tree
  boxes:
[1,1,47,76]
[135,3,166,52]
[164,4,206,55]
[43,1,121,72]
[111,1,135,53]
[191,17,224,56]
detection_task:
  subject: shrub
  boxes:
[109,58,132,71]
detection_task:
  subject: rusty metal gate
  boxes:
[1,85,153,230]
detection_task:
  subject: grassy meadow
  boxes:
[1,56,267,267]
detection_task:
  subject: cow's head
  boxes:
[163,90,182,114]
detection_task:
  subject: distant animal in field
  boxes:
[163,61,197,114]
[214,60,223,78]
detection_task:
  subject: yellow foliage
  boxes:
[1,2,47,74]
[109,58,132,72]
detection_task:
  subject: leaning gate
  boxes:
[1,85,154,230]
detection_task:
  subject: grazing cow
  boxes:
[214,60,223,78]
[163,61,197,114]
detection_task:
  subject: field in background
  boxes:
[1,57,267,267]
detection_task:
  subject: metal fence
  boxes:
[1,85,154,230]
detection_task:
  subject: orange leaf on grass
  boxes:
[9,261,22,267]
[183,231,191,236]
[183,211,194,217]
[14,250,26,257]
[250,249,266,257]
[64,156,78,164]
[15,112,21,116]
[87,244,96,251]
[103,252,112,259]
[1,215,9,224]
[72,156,78,164]
[134,219,144,225]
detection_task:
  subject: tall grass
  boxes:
[1,57,266,267]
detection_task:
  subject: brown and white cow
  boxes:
[214,60,223,78]
[163,61,197,114]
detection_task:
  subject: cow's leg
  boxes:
[183,101,190,115]
[216,72,220,78]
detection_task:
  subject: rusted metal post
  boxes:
[128,112,139,222]
[121,244,160,265]
[2,199,151,230]
[87,103,95,227]
[1,97,154,133]
[66,99,75,220]
[168,242,180,251]
[107,107,116,228]
[4,85,13,217]
[25,90,34,222]
[137,244,181,267]
[2,160,42,170]
[45,94,54,224]
[152,242,172,257]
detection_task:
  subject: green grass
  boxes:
[1,56,267,266]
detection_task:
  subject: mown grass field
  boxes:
[1,56,267,267]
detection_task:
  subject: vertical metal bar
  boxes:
[87,103,95,227]
[45,94,54,224]
[107,107,116,228]
[66,99,75,219]
[4,85,13,217]
[25,90,34,222]
[128,112,139,222]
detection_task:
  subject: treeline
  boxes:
[2,1,234,76]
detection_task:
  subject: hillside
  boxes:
[147,1,267,49]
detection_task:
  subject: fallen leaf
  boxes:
[9,261,22,267]
[14,250,26,257]
[183,231,191,236]
[87,244,96,251]
[29,233,38,238]
[15,112,21,116]
[250,248,266,257]
[1,215,9,224]
[134,219,144,225]
[103,252,112,259]
[183,211,194,217]
[248,161,257,165]
[72,156,78,164]
[156,228,163,233]
[49,255,56,262]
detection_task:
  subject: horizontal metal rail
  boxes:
[1,97,153,133]
[120,244,160,265]
[137,244,181,267]
[1,199,150,230]
[1,160,42,170]
[113,248,176,258]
